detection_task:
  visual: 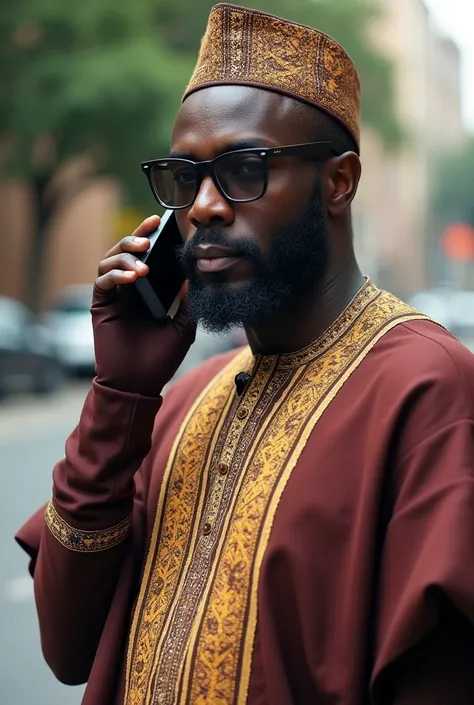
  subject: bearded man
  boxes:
[17,4,474,704]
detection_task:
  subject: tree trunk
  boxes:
[26,170,95,312]
[27,173,54,312]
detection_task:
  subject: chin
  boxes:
[190,277,251,297]
[195,271,251,288]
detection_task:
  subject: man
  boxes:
[16,4,474,704]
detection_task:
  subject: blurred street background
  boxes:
[1,0,474,702]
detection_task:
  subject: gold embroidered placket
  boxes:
[124,282,430,705]
[146,355,277,704]
[125,348,254,704]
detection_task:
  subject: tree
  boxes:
[1,0,402,309]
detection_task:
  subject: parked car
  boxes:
[42,285,95,377]
[0,296,63,397]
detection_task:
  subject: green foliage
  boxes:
[1,0,402,209]
[1,1,189,208]
[432,139,474,228]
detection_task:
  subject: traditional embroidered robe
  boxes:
[16,282,474,704]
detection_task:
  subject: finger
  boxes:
[103,215,161,258]
[95,269,138,293]
[103,236,150,260]
[98,252,149,277]
[131,215,161,238]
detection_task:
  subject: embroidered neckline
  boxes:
[251,277,378,370]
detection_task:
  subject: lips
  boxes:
[192,244,242,274]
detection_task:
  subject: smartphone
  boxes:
[133,210,186,319]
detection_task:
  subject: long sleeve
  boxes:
[16,380,162,686]
[371,396,474,703]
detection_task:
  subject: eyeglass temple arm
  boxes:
[270,142,336,158]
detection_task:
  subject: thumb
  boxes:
[173,296,197,343]
[91,283,118,311]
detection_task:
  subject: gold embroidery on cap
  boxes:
[184,3,361,147]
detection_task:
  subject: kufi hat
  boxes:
[183,3,361,150]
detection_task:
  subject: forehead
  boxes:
[172,85,309,157]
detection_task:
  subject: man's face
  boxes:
[171,86,332,333]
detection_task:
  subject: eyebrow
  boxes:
[169,138,272,160]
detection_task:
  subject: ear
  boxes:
[324,152,361,217]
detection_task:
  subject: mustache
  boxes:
[178,227,262,265]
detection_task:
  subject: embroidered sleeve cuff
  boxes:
[45,499,131,553]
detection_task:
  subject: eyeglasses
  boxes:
[141,141,337,210]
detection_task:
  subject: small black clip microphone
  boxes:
[235,372,252,396]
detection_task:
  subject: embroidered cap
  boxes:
[183,3,361,150]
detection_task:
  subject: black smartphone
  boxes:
[133,210,186,319]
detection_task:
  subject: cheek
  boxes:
[175,210,194,242]
[241,168,317,253]
[269,166,316,222]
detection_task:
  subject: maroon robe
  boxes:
[16,316,474,704]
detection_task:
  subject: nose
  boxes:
[187,174,235,228]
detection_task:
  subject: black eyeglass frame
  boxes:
[141,141,338,210]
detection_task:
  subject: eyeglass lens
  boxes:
[150,152,266,208]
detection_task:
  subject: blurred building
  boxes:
[0,173,119,309]
[0,0,466,308]
[354,0,466,296]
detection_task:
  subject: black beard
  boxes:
[178,186,330,334]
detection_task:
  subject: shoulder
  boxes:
[362,318,474,459]
[369,318,474,415]
[388,318,474,372]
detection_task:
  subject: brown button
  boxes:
[202,521,212,536]
[261,359,271,371]
[218,462,229,476]
[237,407,249,420]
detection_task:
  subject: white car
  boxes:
[42,285,95,376]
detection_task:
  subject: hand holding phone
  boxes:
[133,210,186,320]
[92,215,195,396]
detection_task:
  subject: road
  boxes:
[0,383,89,705]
